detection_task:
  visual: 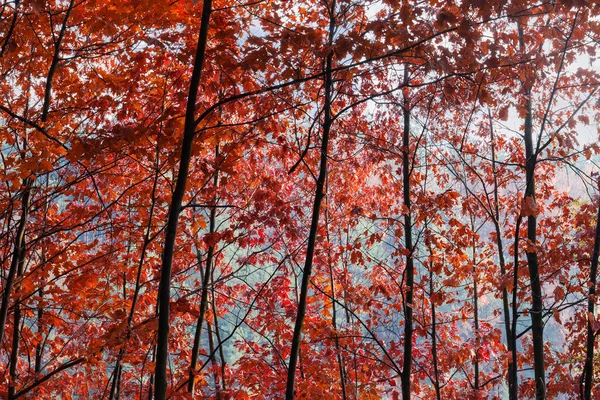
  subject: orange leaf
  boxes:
[521,196,538,217]
[498,106,509,121]
[588,312,595,327]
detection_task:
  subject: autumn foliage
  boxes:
[1,0,600,399]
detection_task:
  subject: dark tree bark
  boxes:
[285,1,336,398]
[35,287,44,375]
[400,65,414,400]
[488,112,518,399]
[41,0,75,122]
[325,210,348,400]
[471,216,480,393]
[13,357,84,399]
[188,164,219,394]
[425,234,441,400]
[517,22,545,400]
[582,199,600,399]
[0,178,31,348]
[210,270,227,393]
[511,216,523,399]
[154,1,212,398]
[206,321,222,399]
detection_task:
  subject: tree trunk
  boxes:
[511,216,523,399]
[206,321,222,399]
[518,22,545,400]
[489,112,517,399]
[6,179,31,400]
[41,0,75,122]
[210,272,227,393]
[400,65,414,400]
[188,166,219,393]
[326,210,347,399]
[285,2,336,398]
[582,199,600,399]
[154,1,212,398]
[471,216,480,392]
[0,178,32,347]
[426,237,441,400]
[35,287,44,374]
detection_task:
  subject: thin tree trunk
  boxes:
[34,177,50,376]
[109,363,122,400]
[206,321,222,399]
[426,236,441,400]
[35,287,43,374]
[210,269,227,393]
[326,209,347,399]
[8,276,23,400]
[154,1,212,397]
[285,2,336,397]
[511,216,522,398]
[0,178,32,347]
[188,163,219,394]
[400,65,414,400]
[342,234,358,399]
[582,199,600,399]
[147,321,157,400]
[518,23,545,400]
[41,0,75,122]
[488,111,517,399]
[6,176,31,400]
[471,216,480,392]
[524,92,545,400]
[110,129,161,400]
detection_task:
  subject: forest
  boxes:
[1,0,600,399]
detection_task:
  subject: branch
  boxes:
[14,357,85,398]
[0,104,66,148]
[192,6,545,129]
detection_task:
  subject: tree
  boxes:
[2,0,600,398]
